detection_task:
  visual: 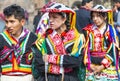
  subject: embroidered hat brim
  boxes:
[40,2,75,14]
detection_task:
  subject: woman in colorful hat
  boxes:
[31,2,85,81]
[83,5,119,81]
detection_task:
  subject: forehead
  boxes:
[5,15,21,22]
[92,12,99,15]
[49,12,66,18]
[49,12,59,15]
[5,15,16,20]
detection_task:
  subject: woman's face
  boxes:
[92,12,106,28]
[49,12,66,30]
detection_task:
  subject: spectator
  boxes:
[33,10,42,33]
[112,5,118,23]
[24,10,29,25]
[75,0,93,33]
[0,13,5,32]
[114,0,120,33]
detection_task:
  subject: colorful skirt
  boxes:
[85,65,119,81]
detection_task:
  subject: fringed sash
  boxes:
[0,29,30,65]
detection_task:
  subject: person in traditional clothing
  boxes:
[0,4,37,81]
[31,2,85,81]
[83,5,119,81]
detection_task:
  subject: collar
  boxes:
[49,29,57,38]
[12,28,29,41]
[92,24,107,34]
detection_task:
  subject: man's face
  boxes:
[86,1,93,9]
[5,15,25,37]
[115,2,120,8]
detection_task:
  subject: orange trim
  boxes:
[12,54,19,71]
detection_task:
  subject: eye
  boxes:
[53,15,57,18]
[5,20,8,23]
[97,14,101,17]
[10,20,15,23]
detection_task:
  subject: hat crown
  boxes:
[93,5,106,10]
[91,5,111,12]
[41,2,75,13]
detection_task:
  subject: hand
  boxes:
[90,64,96,72]
[93,65,105,74]
[42,55,48,62]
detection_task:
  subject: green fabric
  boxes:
[32,58,40,79]
[31,46,41,79]
[78,62,86,81]
[31,38,47,79]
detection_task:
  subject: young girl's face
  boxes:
[91,12,106,28]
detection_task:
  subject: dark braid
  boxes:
[103,23,109,47]
[65,13,70,32]
[57,12,70,32]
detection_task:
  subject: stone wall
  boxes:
[0,0,114,32]
[0,0,82,32]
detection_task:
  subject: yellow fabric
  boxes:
[108,11,114,26]
[70,12,79,36]
[70,10,85,55]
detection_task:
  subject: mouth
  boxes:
[50,24,54,27]
[8,29,13,33]
[94,22,99,25]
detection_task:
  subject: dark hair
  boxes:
[46,12,70,39]
[56,12,70,31]
[91,11,108,21]
[115,0,120,3]
[82,0,93,6]
[3,4,25,21]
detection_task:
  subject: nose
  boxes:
[49,19,53,25]
[93,16,97,21]
[49,18,52,23]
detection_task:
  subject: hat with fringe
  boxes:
[40,2,79,35]
[41,2,75,14]
[91,5,113,25]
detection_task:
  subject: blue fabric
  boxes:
[109,25,116,42]
[75,8,93,32]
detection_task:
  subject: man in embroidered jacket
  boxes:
[0,4,37,81]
